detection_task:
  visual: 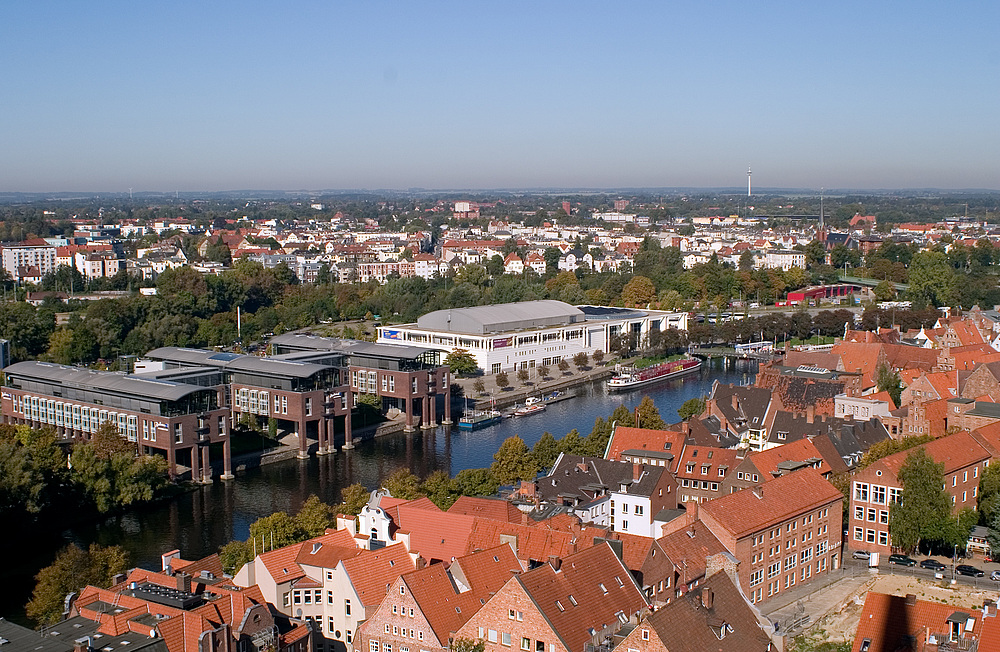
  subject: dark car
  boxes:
[888,554,917,566]
[920,559,946,571]
[956,564,985,577]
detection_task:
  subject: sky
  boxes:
[2,1,999,193]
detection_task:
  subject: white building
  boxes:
[834,393,892,421]
[765,249,806,270]
[1,245,58,280]
[377,300,688,375]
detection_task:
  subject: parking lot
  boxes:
[845,551,1000,587]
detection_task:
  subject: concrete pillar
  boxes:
[317,418,331,456]
[167,446,177,479]
[201,445,211,484]
[404,396,415,433]
[190,445,200,484]
[442,372,452,425]
[221,435,234,480]
[421,395,434,429]
[297,419,309,459]
[343,392,354,450]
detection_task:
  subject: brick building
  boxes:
[454,543,649,652]
[847,431,991,555]
[699,468,843,606]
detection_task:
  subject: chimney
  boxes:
[806,405,815,424]
[905,594,917,606]
[731,393,739,410]
[682,421,690,436]
[74,638,93,652]
[176,571,191,594]
[548,555,561,571]
[112,573,126,587]
[415,555,426,570]
[685,500,698,523]
[161,549,181,574]
[701,587,714,610]
[633,463,643,482]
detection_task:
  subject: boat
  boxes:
[607,358,702,391]
[457,409,502,430]
[513,403,546,417]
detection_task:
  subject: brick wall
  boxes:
[456,581,566,652]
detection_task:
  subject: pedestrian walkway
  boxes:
[450,360,618,410]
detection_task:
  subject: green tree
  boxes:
[875,363,903,408]
[26,543,130,626]
[635,396,667,430]
[339,483,370,516]
[531,432,561,470]
[219,540,253,576]
[491,435,539,484]
[572,352,589,370]
[453,467,499,497]
[907,250,957,307]
[516,369,530,385]
[609,403,635,428]
[384,468,421,499]
[472,378,486,395]
[890,448,952,552]
[495,371,510,391]
[452,638,486,652]
[583,417,612,457]
[295,495,334,538]
[858,435,933,470]
[71,422,167,513]
[444,348,479,376]
[421,470,458,509]
[558,429,585,455]
[557,359,570,374]
[678,397,706,421]
[873,280,895,302]
[249,511,303,551]
[592,349,605,366]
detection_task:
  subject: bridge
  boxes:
[838,274,909,292]
[690,346,777,361]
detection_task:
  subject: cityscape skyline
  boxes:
[2,1,999,193]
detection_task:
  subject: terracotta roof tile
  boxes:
[341,542,416,608]
[700,468,842,539]
[605,427,687,462]
[852,592,983,652]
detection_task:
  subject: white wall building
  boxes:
[765,249,806,270]
[377,300,688,375]
[1,245,58,279]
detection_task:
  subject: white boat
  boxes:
[607,358,702,391]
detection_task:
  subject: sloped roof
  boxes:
[700,468,843,539]
[465,517,587,563]
[448,496,523,523]
[605,426,687,463]
[656,522,728,585]
[641,570,771,652]
[749,438,832,479]
[516,543,647,652]
[852,592,982,652]
[341,542,415,608]
[875,431,990,477]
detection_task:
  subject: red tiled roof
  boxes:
[656,521,728,584]
[748,438,832,478]
[448,496,523,523]
[700,468,842,539]
[876,431,990,477]
[341,542,416,608]
[852,592,982,652]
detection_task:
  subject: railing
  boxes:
[931,633,977,651]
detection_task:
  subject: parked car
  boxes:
[852,550,871,560]
[956,565,985,577]
[920,559,946,571]
[990,570,1000,581]
[888,554,917,566]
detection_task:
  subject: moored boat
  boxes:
[513,403,546,417]
[607,357,702,391]
[457,409,503,430]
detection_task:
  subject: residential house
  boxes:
[674,445,740,504]
[613,569,774,652]
[852,592,993,652]
[454,543,649,652]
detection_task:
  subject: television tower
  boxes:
[747,166,751,197]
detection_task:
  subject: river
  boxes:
[3,358,756,622]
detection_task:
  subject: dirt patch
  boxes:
[806,574,1000,644]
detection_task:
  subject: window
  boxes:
[385,625,391,634]
[634,505,643,516]
[327,591,333,604]
[521,639,531,651]
[878,531,889,546]
[488,629,498,643]
[370,642,379,652]
[854,482,869,502]
[871,485,886,504]
[750,569,764,587]
[867,508,876,522]
[345,599,351,616]
[502,633,512,647]
[866,529,876,543]
[854,527,863,541]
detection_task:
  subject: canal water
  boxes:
[4,358,755,622]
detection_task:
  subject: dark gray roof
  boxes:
[144,347,329,379]
[416,300,584,334]
[269,332,435,360]
[968,402,1000,418]
[5,361,208,401]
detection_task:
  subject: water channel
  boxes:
[4,358,756,622]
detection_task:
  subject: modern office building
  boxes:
[2,360,232,481]
[376,300,688,374]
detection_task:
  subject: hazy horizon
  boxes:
[3,1,998,193]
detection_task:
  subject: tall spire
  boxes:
[747,166,752,197]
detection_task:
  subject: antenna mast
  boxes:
[747,166,752,197]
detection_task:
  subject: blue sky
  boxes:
[2,1,998,192]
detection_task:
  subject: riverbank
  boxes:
[453,362,618,411]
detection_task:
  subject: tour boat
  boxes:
[607,358,702,391]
